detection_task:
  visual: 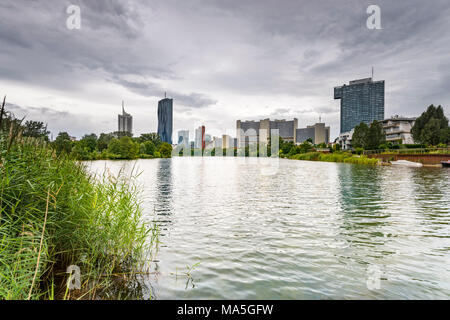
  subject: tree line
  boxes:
[352,105,449,152]
[53,131,173,160]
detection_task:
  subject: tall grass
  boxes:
[288,151,380,165]
[0,110,158,299]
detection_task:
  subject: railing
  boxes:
[363,148,450,155]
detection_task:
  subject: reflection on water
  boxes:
[87,158,450,299]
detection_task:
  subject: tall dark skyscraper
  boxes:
[118,101,133,134]
[334,77,385,133]
[157,95,173,144]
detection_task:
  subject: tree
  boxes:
[112,131,133,139]
[22,120,50,140]
[420,118,441,146]
[157,142,172,158]
[352,122,369,149]
[53,132,73,155]
[279,137,294,155]
[440,127,450,145]
[107,136,139,159]
[366,120,385,150]
[352,121,385,150]
[412,105,449,145]
[98,133,114,152]
[71,141,93,160]
[139,133,162,147]
[79,133,98,152]
[140,140,156,156]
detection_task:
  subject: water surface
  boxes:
[87,158,450,299]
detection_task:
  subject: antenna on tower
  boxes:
[371,66,374,79]
[319,115,322,123]
[122,100,125,113]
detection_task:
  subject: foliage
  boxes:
[140,140,156,156]
[97,133,114,152]
[22,120,50,141]
[79,133,98,152]
[288,151,379,165]
[138,133,162,148]
[0,107,158,300]
[107,136,140,159]
[157,142,173,158]
[53,132,73,155]
[352,121,385,150]
[412,105,449,145]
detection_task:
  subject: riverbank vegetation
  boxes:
[0,100,158,300]
[53,131,173,160]
[412,105,449,146]
[279,138,380,165]
[285,151,380,165]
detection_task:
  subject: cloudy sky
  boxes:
[1,0,449,140]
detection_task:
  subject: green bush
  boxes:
[0,135,158,300]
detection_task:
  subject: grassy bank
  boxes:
[285,151,380,165]
[0,125,158,299]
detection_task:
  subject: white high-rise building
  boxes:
[118,101,133,134]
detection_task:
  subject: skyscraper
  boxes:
[118,101,133,134]
[195,126,205,149]
[157,95,173,144]
[178,130,189,146]
[334,77,385,133]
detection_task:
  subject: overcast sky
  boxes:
[1,0,449,140]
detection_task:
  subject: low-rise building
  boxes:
[337,129,354,150]
[296,122,330,145]
[381,116,416,144]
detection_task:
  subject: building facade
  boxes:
[118,101,133,134]
[334,77,385,134]
[195,126,206,149]
[296,122,330,145]
[381,116,416,144]
[236,118,298,147]
[157,97,173,144]
[222,135,233,149]
[177,130,189,146]
[337,129,354,150]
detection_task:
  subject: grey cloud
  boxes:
[0,0,449,140]
[111,76,217,108]
[5,103,107,138]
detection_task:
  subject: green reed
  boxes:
[0,122,158,299]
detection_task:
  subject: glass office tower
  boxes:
[157,98,173,144]
[334,78,385,133]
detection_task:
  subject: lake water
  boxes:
[87,157,450,299]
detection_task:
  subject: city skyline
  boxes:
[1,1,449,140]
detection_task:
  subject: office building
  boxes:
[222,135,233,149]
[381,116,416,144]
[236,118,298,147]
[334,77,385,133]
[157,95,173,144]
[118,101,133,134]
[296,122,330,145]
[178,130,189,146]
[195,126,206,149]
